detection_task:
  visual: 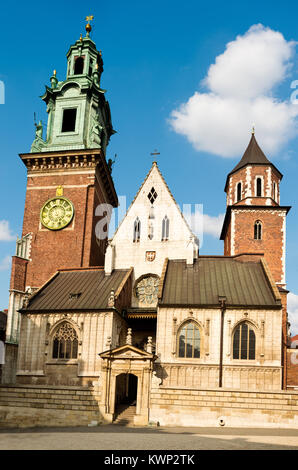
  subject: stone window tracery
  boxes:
[133,217,141,242]
[52,322,78,359]
[233,322,256,360]
[135,275,159,305]
[162,215,169,241]
[178,321,200,358]
[147,187,158,204]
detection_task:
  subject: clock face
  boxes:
[40,197,74,230]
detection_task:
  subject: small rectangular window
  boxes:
[61,108,77,133]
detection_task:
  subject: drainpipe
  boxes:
[218,295,227,388]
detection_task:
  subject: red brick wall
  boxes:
[226,165,281,206]
[287,349,298,387]
[231,209,285,285]
[9,256,28,292]
[22,164,111,289]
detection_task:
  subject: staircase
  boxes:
[113,404,136,425]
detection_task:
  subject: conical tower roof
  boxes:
[224,133,283,191]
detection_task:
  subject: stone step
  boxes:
[113,405,136,425]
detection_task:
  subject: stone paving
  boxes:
[0,425,297,450]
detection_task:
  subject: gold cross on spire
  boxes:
[85,15,94,22]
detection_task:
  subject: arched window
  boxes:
[178,322,200,358]
[133,217,141,242]
[256,177,262,197]
[254,220,262,240]
[52,322,78,359]
[74,56,84,75]
[236,182,242,202]
[233,322,255,360]
[162,215,169,241]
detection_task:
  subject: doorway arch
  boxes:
[115,373,138,408]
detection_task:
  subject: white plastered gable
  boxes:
[104,163,198,280]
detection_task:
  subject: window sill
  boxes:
[46,359,79,365]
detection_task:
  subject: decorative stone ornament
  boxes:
[135,275,159,305]
[126,328,132,345]
[40,196,74,230]
[107,290,115,307]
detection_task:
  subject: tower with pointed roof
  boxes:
[5,20,118,346]
[220,132,291,388]
[220,131,291,289]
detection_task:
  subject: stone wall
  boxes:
[156,307,282,391]
[16,311,122,386]
[1,344,18,384]
[149,386,298,428]
[0,384,102,428]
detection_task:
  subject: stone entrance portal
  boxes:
[99,344,156,425]
[115,373,138,407]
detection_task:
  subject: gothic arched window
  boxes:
[52,322,78,359]
[133,217,141,242]
[233,322,256,360]
[236,182,242,202]
[256,177,262,197]
[162,215,169,241]
[178,322,200,358]
[254,220,262,240]
[74,56,84,75]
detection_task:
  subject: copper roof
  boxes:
[160,258,281,308]
[23,268,130,312]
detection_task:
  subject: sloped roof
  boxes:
[23,268,130,312]
[160,257,280,308]
[225,134,283,191]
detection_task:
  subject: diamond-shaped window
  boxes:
[147,187,158,204]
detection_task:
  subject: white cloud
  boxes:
[0,220,15,242]
[203,213,225,238]
[288,292,298,337]
[169,24,298,158]
[0,255,11,272]
[188,211,224,240]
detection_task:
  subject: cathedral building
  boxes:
[2,23,297,428]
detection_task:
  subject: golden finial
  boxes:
[95,63,99,70]
[80,34,83,42]
[85,15,94,35]
[252,123,255,135]
[53,70,56,76]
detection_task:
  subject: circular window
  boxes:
[135,275,159,305]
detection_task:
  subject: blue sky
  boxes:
[0,0,298,333]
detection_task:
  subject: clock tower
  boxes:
[6,21,118,345]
